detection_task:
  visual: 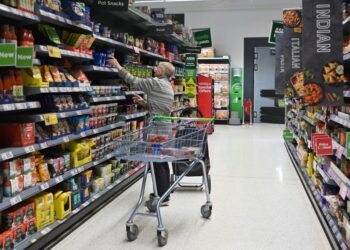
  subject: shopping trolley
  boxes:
[114,116,213,247]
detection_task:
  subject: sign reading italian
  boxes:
[302,0,344,106]
[275,33,285,95]
[283,8,303,101]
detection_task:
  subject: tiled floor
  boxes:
[53,124,331,250]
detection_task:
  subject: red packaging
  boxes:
[23,202,35,221]
[3,208,24,230]
[2,231,13,250]
[24,217,37,235]
[0,123,35,147]
[12,224,26,243]
[0,233,3,250]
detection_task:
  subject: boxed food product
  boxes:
[2,159,22,179]
[3,208,24,230]
[0,123,35,147]
[4,175,24,197]
[24,217,37,235]
[12,224,26,243]
[1,231,13,250]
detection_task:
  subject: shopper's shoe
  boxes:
[145,197,170,207]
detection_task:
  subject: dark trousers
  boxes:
[153,162,170,199]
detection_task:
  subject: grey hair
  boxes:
[158,62,175,78]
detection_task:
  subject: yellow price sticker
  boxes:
[43,113,58,126]
[47,45,61,58]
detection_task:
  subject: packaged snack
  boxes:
[35,124,50,143]
[37,162,51,182]
[60,72,67,82]
[51,124,61,138]
[23,202,35,221]
[12,224,26,243]
[3,208,23,230]
[2,230,13,250]
[4,176,24,197]
[24,217,37,235]
[49,66,62,82]
[60,95,68,110]
[23,156,35,173]
[0,123,35,147]
[66,95,74,110]
[42,65,53,82]
[69,68,89,82]
[38,24,61,44]
[2,159,22,179]
[23,172,35,189]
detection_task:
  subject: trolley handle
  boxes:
[153,115,214,122]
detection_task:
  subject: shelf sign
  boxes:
[0,43,16,66]
[184,54,197,98]
[94,0,128,10]
[346,132,350,158]
[268,20,283,44]
[193,28,212,48]
[47,45,61,58]
[179,46,202,54]
[148,24,173,35]
[16,46,33,68]
[43,113,58,126]
[315,137,333,156]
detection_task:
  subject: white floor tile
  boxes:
[53,124,331,250]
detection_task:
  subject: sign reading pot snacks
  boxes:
[302,0,344,106]
[94,0,128,10]
[283,8,303,101]
[275,33,285,95]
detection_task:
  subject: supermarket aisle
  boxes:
[53,124,331,250]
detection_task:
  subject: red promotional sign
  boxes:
[197,74,213,119]
[197,74,213,133]
[315,137,333,156]
[311,134,327,150]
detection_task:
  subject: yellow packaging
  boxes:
[63,140,94,167]
[54,191,72,220]
[21,67,49,88]
[38,162,51,182]
[33,193,55,229]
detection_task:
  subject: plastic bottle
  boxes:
[27,29,34,46]
[19,29,28,46]
[3,25,11,44]
[0,25,5,44]
[9,26,17,45]
[14,70,24,101]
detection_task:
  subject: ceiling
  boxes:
[134,0,302,12]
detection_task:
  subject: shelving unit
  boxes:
[0,102,40,112]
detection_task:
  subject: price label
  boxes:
[78,167,84,173]
[59,112,67,118]
[93,129,98,134]
[339,183,348,200]
[80,132,87,137]
[41,88,49,93]
[1,151,14,161]
[94,194,100,199]
[61,87,68,92]
[77,110,83,115]
[111,124,116,129]
[40,183,50,191]
[336,233,343,241]
[24,145,36,153]
[71,169,78,176]
[332,225,337,233]
[47,45,61,58]
[107,185,113,190]
[55,176,64,184]
[106,97,112,101]
[107,153,112,158]
[10,195,22,206]
[72,208,80,214]
[15,103,26,109]
[41,227,51,235]
[133,46,140,54]
[43,113,58,126]
[93,161,98,166]
[63,136,70,143]
[28,102,38,108]
[51,87,58,92]
[40,142,48,149]
[82,202,90,207]
[2,104,14,111]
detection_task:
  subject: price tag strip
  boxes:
[1,151,14,161]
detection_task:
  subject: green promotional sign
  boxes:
[0,44,16,66]
[185,54,197,98]
[16,47,33,68]
[346,132,350,159]
[268,21,283,44]
[193,29,212,48]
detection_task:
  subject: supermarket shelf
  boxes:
[285,142,345,250]
[0,153,118,213]
[21,163,144,250]
[0,3,39,23]
[344,16,350,34]
[93,34,133,51]
[35,45,93,60]
[0,121,125,163]
[80,65,119,74]
[24,86,93,96]
[174,92,185,96]
[139,48,167,61]
[120,111,148,120]
[0,108,92,123]
[332,139,349,160]
[317,165,337,186]
[90,95,126,103]
[0,102,40,112]
[172,60,185,66]
[330,114,350,129]
[328,161,350,197]
[36,8,92,33]
[302,115,316,126]
[125,91,145,95]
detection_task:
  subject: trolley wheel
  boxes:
[157,229,168,247]
[146,199,158,213]
[201,204,212,219]
[126,224,139,241]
